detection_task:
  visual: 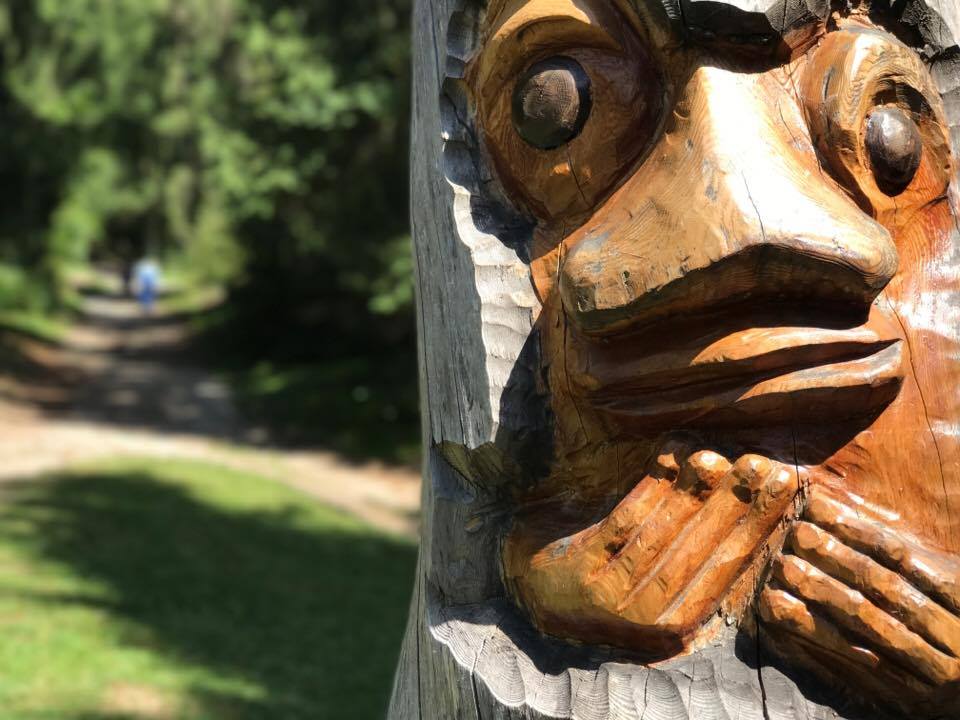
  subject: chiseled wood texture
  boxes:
[429,598,859,720]
[390,1,960,718]
[679,0,830,50]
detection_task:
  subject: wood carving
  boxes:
[391,0,960,718]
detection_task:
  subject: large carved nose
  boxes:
[560,65,898,335]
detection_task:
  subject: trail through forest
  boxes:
[0,289,421,538]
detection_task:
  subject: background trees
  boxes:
[0,0,417,461]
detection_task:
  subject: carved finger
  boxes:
[790,521,960,658]
[773,554,960,686]
[656,463,797,631]
[615,455,775,625]
[586,450,730,597]
[806,486,960,615]
[594,438,698,543]
[760,587,882,669]
[758,588,932,699]
[673,448,732,495]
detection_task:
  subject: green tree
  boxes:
[0,0,416,459]
[0,0,411,312]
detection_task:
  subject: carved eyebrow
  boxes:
[488,3,622,55]
[485,0,614,37]
[627,0,828,57]
[471,0,624,96]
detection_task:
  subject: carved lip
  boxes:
[585,325,905,428]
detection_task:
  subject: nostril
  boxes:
[561,234,619,316]
[771,201,898,296]
[868,237,899,289]
[831,221,899,291]
[575,290,591,313]
[557,181,900,336]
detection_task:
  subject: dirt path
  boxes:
[0,288,421,538]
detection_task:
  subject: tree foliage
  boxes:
[0,0,412,323]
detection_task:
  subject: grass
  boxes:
[0,458,417,719]
[0,309,68,345]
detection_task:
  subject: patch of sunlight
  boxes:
[0,457,416,720]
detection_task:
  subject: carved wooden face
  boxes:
[467,0,960,680]
[466,0,960,685]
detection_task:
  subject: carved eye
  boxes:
[800,29,951,220]
[512,57,592,150]
[472,27,660,221]
[865,107,923,196]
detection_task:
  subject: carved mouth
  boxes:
[585,325,905,429]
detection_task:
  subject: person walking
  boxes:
[133,258,161,314]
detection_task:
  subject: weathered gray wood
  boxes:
[679,0,829,44]
[872,0,959,54]
[919,2,960,222]
[389,1,960,718]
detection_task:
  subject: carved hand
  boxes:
[504,440,799,655]
[759,485,960,715]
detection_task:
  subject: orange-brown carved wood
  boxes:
[390,1,960,718]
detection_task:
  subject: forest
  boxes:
[0,0,418,462]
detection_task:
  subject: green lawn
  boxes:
[0,458,417,719]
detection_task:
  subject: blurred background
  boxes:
[0,1,420,718]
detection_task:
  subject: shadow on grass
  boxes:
[0,466,416,719]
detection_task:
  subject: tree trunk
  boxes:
[390,1,960,718]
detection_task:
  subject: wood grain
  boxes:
[390,1,960,718]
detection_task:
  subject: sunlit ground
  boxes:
[0,458,416,719]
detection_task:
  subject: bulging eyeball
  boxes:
[865,106,922,196]
[799,29,950,221]
[512,57,591,150]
